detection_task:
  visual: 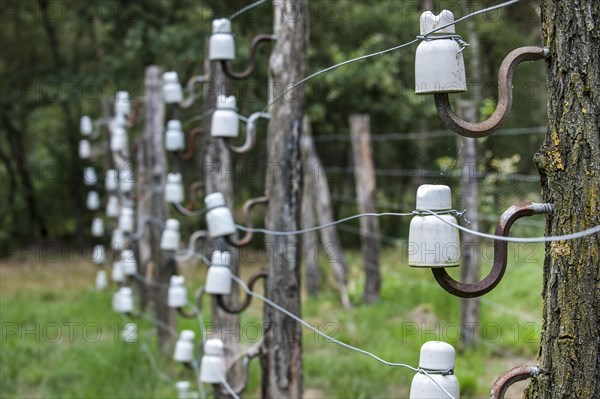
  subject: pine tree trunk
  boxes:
[260,0,307,397]
[524,1,600,397]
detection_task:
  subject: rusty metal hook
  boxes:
[434,46,549,138]
[179,126,202,161]
[431,202,553,298]
[491,366,539,399]
[215,270,268,314]
[176,286,205,319]
[225,112,270,155]
[225,196,269,247]
[220,34,276,80]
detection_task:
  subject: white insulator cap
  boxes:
[121,249,137,276]
[162,71,184,104]
[209,19,235,61]
[113,286,134,313]
[95,269,108,290]
[165,120,185,152]
[106,195,120,218]
[205,251,232,295]
[165,173,184,204]
[91,217,104,237]
[175,381,191,399]
[110,126,128,152]
[79,140,91,159]
[168,275,188,308]
[416,185,452,210]
[211,95,239,138]
[80,115,93,135]
[409,341,460,399]
[114,91,131,116]
[87,191,101,210]
[415,10,466,94]
[200,339,226,383]
[111,228,126,250]
[83,167,98,186]
[111,261,125,283]
[118,207,135,233]
[205,193,236,238]
[408,185,461,268]
[160,219,180,250]
[173,330,196,363]
[105,169,119,191]
[119,170,135,193]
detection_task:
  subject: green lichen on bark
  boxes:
[525,1,600,398]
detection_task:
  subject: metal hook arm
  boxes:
[215,270,268,314]
[179,126,202,161]
[434,46,549,138]
[225,196,269,247]
[220,34,276,80]
[431,202,553,298]
[226,112,270,155]
[491,366,539,399]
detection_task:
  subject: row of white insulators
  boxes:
[80,92,243,158]
[175,333,227,384]
[90,191,236,250]
[99,184,461,268]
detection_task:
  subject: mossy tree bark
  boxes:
[260,0,307,397]
[525,1,600,398]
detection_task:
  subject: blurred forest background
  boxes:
[0,0,547,255]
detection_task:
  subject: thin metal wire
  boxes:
[173,202,205,217]
[421,209,600,243]
[235,208,599,243]
[265,0,522,110]
[230,275,455,399]
[192,361,207,399]
[183,108,216,127]
[176,230,210,264]
[235,212,413,236]
[214,368,241,399]
[228,0,267,20]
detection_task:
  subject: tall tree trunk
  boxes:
[525,1,600,398]
[301,117,351,307]
[141,66,174,355]
[203,50,243,398]
[456,100,481,349]
[261,0,307,397]
[349,114,380,304]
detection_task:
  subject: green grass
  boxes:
[1,244,544,398]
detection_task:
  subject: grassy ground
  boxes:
[0,243,544,398]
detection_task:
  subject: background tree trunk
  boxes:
[140,66,174,355]
[261,0,307,397]
[525,1,600,397]
[349,114,380,304]
[456,101,481,349]
[301,117,350,307]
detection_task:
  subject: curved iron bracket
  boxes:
[226,112,271,155]
[179,126,202,161]
[176,287,205,319]
[220,34,276,80]
[434,46,549,138]
[215,270,267,314]
[225,196,269,247]
[431,202,553,298]
[491,366,539,399]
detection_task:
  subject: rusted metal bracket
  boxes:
[225,196,269,247]
[179,126,202,161]
[220,34,276,80]
[225,112,270,155]
[215,270,268,314]
[176,287,205,319]
[434,46,549,138]
[431,202,553,298]
[491,366,539,399]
